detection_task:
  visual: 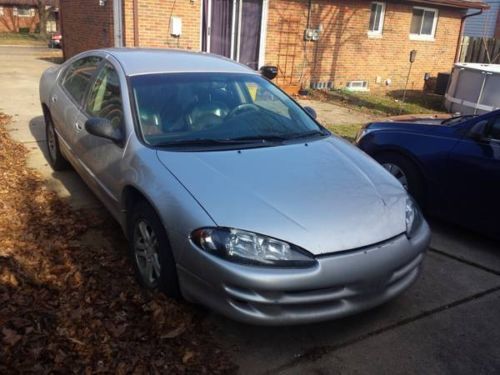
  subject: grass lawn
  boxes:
[325,123,363,142]
[0,32,48,46]
[312,89,446,117]
[309,88,447,142]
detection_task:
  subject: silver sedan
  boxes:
[39,49,430,325]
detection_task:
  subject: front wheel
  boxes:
[45,115,69,171]
[375,153,425,207]
[128,200,181,298]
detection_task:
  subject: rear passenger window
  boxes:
[62,56,102,104]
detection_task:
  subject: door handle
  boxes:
[75,122,83,131]
[51,96,57,103]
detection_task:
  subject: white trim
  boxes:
[409,6,438,40]
[236,0,243,61]
[199,0,203,51]
[258,0,269,69]
[367,2,385,37]
[0,6,4,16]
[207,0,212,52]
[113,0,123,47]
[231,0,237,59]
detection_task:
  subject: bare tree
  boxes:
[37,0,48,36]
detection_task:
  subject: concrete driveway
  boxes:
[1,46,499,374]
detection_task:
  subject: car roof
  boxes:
[93,48,258,76]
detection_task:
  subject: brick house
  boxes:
[60,0,487,91]
[0,0,59,33]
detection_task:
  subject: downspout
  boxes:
[133,0,139,47]
[454,8,483,63]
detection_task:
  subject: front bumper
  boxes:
[177,221,430,325]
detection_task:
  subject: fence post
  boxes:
[460,36,469,62]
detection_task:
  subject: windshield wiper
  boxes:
[154,131,328,147]
[284,130,329,140]
[154,137,274,147]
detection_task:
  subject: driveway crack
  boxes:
[268,285,500,374]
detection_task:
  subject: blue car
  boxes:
[356,110,500,239]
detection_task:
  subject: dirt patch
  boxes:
[0,113,236,373]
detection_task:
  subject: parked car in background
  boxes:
[48,32,62,49]
[39,49,430,325]
[356,111,500,239]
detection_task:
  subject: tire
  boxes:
[128,200,181,298]
[45,115,69,171]
[375,152,425,207]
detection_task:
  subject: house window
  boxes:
[368,2,385,36]
[16,6,35,17]
[410,7,438,40]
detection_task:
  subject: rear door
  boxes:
[50,55,102,160]
[446,115,500,236]
[73,61,126,215]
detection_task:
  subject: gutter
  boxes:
[454,9,483,63]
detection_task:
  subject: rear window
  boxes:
[62,56,102,104]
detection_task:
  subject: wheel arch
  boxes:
[121,185,164,239]
[371,146,428,182]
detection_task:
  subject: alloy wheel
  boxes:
[133,219,161,288]
[47,122,57,162]
[382,162,409,190]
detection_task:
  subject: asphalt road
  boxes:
[1,46,499,374]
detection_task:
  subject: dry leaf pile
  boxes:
[0,114,236,374]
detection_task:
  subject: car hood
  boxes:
[384,113,452,125]
[157,137,407,255]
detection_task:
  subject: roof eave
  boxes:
[408,0,490,10]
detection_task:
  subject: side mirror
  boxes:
[259,65,278,80]
[468,120,487,142]
[304,106,317,119]
[85,117,123,144]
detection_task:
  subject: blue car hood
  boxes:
[157,137,407,254]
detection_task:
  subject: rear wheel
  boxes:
[128,200,181,298]
[375,153,425,206]
[45,115,69,171]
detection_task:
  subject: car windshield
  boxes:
[130,73,327,148]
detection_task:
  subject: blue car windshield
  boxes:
[130,73,326,147]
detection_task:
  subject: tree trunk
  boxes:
[38,0,47,36]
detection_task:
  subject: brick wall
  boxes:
[0,6,39,33]
[60,0,464,92]
[265,0,464,91]
[122,0,200,50]
[60,0,114,59]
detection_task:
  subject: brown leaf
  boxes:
[182,350,195,364]
[161,325,186,339]
[2,328,22,346]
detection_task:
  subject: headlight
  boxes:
[405,198,423,238]
[191,228,316,267]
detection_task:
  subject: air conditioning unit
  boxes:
[346,80,369,91]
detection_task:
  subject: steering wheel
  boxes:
[226,103,260,120]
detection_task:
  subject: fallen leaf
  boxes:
[2,328,22,346]
[161,325,186,339]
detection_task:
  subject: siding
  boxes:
[464,1,500,37]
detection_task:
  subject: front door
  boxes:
[202,0,263,70]
[74,61,126,216]
[446,116,500,236]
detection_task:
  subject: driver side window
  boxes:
[86,63,123,129]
